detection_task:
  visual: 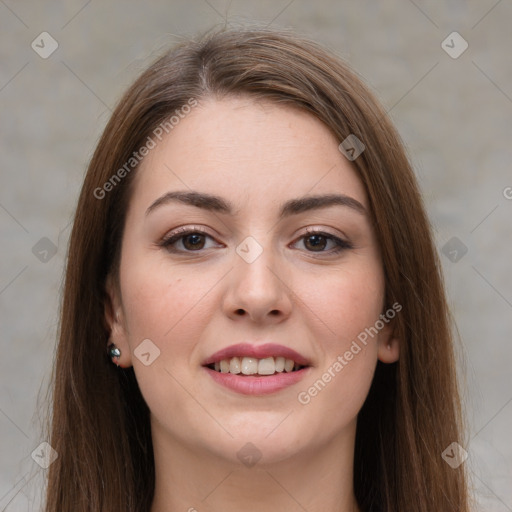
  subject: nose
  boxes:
[222,244,293,324]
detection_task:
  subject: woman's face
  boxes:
[107,96,398,465]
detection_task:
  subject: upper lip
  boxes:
[202,343,311,367]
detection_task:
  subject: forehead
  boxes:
[130,96,368,214]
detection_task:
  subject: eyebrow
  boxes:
[145,190,367,218]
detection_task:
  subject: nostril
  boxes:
[235,309,245,315]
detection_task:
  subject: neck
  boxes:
[149,417,360,512]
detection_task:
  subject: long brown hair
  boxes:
[44,25,469,511]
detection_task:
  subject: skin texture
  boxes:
[105,97,399,512]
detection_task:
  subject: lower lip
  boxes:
[203,366,310,395]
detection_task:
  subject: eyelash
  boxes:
[158,226,353,255]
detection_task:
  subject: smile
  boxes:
[202,343,312,395]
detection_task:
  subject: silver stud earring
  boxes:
[107,342,121,365]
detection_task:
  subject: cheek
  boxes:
[118,258,217,432]
[119,256,222,401]
[296,261,385,351]
[120,257,218,344]
[293,261,384,420]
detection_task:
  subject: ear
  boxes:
[376,317,400,364]
[104,274,132,368]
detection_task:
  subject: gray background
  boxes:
[1,1,511,510]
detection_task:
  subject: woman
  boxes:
[44,26,470,511]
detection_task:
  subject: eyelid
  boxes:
[300,226,351,244]
[302,226,346,237]
[164,225,211,238]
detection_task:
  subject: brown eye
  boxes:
[182,233,206,250]
[304,234,327,251]
[292,230,353,255]
[159,228,221,254]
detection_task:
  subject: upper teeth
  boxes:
[213,356,301,375]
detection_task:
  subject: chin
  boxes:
[210,434,307,468]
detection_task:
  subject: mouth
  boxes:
[201,343,312,395]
